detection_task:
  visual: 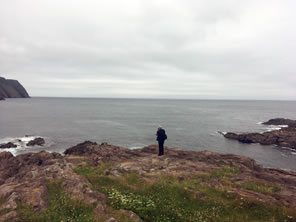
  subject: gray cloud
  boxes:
[0,0,295,99]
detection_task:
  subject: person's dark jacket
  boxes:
[156,128,167,142]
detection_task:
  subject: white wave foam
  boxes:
[128,143,147,149]
[216,131,227,135]
[265,127,282,132]
[129,146,143,149]
[262,125,288,132]
[0,136,45,156]
[257,122,263,125]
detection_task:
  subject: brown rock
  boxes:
[105,217,118,222]
[64,141,98,155]
[0,211,19,222]
[119,209,143,221]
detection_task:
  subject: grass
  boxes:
[75,164,296,222]
[15,179,141,222]
[0,197,14,219]
[17,181,95,222]
[199,165,240,183]
[0,197,6,206]
[241,181,281,194]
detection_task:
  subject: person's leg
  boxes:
[158,141,164,156]
[158,141,161,155]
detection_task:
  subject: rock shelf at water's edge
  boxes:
[223,118,296,150]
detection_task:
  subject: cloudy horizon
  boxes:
[0,0,295,100]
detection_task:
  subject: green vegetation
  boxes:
[0,197,6,206]
[0,208,12,218]
[197,165,241,185]
[75,164,296,222]
[241,181,281,194]
[15,180,140,222]
[9,164,294,222]
[17,181,95,222]
[0,197,13,218]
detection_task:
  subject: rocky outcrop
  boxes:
[0,97,4,101]
[26,137,45,146]
[263,118,296,128]
[223,118,296,150]
[0,76,30,98]
[0,142,17,149]
[63,140,98,155]
[1,141,296,221]
[0,150,106,221]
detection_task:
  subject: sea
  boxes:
[0,98,296,170]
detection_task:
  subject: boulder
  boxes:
[26,137,45,146]
[64,141,98,155]
[0,142,17,149]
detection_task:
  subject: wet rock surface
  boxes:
[0,142,17,149]
[223,118,296,150]
[0,141,296,221]
[26,137,45,146]
[263,118,296,127]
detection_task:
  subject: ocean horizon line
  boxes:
[19,96,296,102]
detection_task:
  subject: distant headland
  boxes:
[0,77,30,100]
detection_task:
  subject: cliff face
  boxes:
[0,77,30,98]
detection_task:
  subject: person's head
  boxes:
[158,125,163,130]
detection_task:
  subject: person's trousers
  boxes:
[158,140,164,155]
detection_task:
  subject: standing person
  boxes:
[156,126,167,156]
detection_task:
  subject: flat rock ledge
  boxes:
[1,141,296,221]
[223,118,296,150]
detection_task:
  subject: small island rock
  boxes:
[26,137,45,146]
[0,142,17,149]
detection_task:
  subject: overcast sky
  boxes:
[0,0,295,100]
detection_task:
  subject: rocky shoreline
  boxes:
[223,118,296,150]
[0,141,296,221]
[0,137,45,149]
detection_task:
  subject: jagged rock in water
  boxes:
[0,142,17,149]
[26,137,45,146]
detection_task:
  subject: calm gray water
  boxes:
[0,98,296,170]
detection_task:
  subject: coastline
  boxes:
[0,141,296,221]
